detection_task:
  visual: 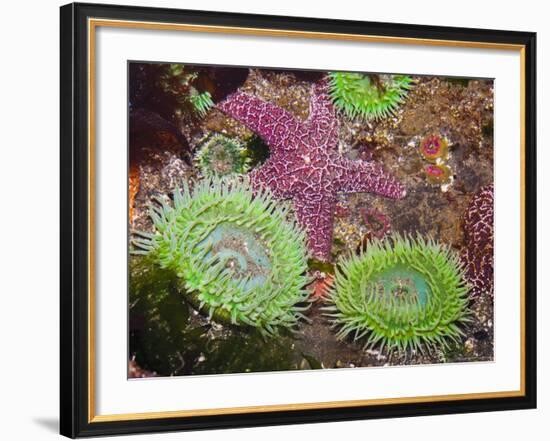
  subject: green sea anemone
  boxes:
[328,72,413,121]
[158,63,214,117]
[194,133,250,177]
[324,235,470,353]
[188,89,214,117]
[132,177,311,337]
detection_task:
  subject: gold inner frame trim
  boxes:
[87,18,527,424]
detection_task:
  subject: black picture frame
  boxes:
[60,2,537,438]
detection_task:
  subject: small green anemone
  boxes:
[194,133,251,177]
[132,177,311,337]
[157,64,214,118]
[325,235,470,353]
[328,72,413,121]
[188,90,214,117]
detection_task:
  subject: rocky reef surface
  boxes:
[129,66,494,377]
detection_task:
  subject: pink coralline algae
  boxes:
[461,184,494,296]
[217,80,407,261]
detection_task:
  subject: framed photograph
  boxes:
[60,2,537,438]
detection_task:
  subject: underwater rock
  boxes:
[130,63,215,120]
[129,108,195,233]
[274,69,325,83]
[129,163,140,225]
[206,66,249,102]
[128,255,192,376]
[157,64,214,117]
[128,358,156,378]
[398,77,494,154]
[132,177,311,337]
[325,235,470,353]
[217,79,407,261]
[361,208,391,239]
[461,184,494,296]
[130,108,191,163]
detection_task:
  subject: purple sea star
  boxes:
[217,80,407,261]
[461,184,494,296]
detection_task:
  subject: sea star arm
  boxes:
[335,158,407,199]
[249,160,296,199]
[293,194,336,261]
[217,92,299,152]
[308,80,336,122]
[306,80,340,146]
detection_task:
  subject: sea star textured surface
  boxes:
[217,80,407,261]
[461,184,494,296]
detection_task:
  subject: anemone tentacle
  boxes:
[328,72,413,121]
[324,234,471,353]
[132,176,311,337]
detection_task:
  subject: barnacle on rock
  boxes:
[194,133,250,177]
[325,235,471,353]
[328,72,413,121]
[132,177,311,337]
